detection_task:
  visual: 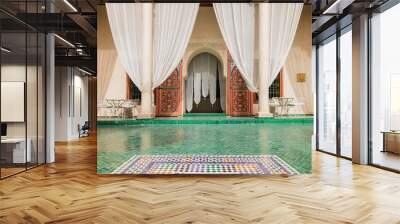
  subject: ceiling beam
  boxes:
[67,13,97,39]
[322,0,356,15]
[55,55,96,71]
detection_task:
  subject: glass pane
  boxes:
[340,29,352,158]
[371,4,400,171]
[38,33,46,165]
[318,37,337,154]
[26,0,39,169]
[1,30,28,177]
[27,31,38,169]
[269,75,281,99]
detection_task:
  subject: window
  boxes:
[317,36,337,154]
[0,2,47,179]
[370,3,400,171]
[316,26,353,158]
[340,28,352,158]
[128,78,141,100]
[269,74,281,99]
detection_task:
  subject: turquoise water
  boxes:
[97,119,313,174]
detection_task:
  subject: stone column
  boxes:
[139,3,154,119]
[258,3,273,117]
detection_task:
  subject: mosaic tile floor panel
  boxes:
[112,155,299,176]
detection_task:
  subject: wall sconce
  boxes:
[297,73,306,82]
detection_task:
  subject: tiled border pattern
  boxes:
[112,155,299,176]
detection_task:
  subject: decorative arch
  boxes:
[184,51,225,114]
[182,45,228,80]
[186,48,224,80]
[187,48,223,69]
[181,45,228,115]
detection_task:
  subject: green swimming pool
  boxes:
[97,116,313,174]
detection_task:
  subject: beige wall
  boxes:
[283,5,313,114]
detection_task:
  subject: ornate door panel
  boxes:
[227,53,254,117]
[155,63,183,117]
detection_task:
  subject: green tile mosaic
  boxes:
[97,116,313,174]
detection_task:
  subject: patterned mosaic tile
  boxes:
[112,155,299,176]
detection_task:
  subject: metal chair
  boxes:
[78,121,90,138]
[121,100,136,119]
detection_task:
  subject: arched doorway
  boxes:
[185,52,226,114]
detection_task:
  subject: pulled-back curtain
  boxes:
[97,49,117,102]
[262,3,303,86]
[106,3,199,91]
[106,3,143,90]
[153,3,199,89]
[213,3,257,92]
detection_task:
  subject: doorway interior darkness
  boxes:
[189,74,223,113]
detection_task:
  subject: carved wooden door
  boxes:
[227,53,254,116]
[155,63,182,117]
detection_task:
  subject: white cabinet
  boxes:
[1,138,32,163]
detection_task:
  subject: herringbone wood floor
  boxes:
[1,135,400,224]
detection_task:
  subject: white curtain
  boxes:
[213,3,257,92]
[186,64,194,112]
[107,3,199,90]
[187,53,221,108]
[97,49,117,102]
[263,3,303,86]
[209,57,217,105]
[193,57,202,105]
[218,62,226,112]
[201,54,209,97]
[106,3,143,90]
[153,3,199,89]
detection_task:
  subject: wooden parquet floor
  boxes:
[1,135,400,224]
